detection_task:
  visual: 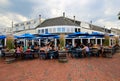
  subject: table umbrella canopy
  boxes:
[89,32,104,37]
[66,35,77,38]
[109,34,114,37]
[38,33,58,38]
[68,32,89,37]
[0,35,6,39]
[18,33,35,39]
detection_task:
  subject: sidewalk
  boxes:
[0,53,120,81]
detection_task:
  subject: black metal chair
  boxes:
[47,50,56,59]
[91,48,100,57]
[71,49,79,58]
[39,50,47,60]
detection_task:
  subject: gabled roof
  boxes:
[37,16,81,28]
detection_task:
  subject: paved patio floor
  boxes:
[0,53,120,81]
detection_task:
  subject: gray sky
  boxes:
[0,0,120,29]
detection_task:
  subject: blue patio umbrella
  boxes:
[68,32,89,37]
[19,33,35,39]
[89,32,104,37]
[0,35,6,39]
[66,35,77,38]
[52,35,60,39]
[109,34,114,37]
[80,36,94,38]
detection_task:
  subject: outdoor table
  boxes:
[58,50,68,62]
[103,47,113,58]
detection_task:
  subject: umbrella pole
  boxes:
[26,40,27,47]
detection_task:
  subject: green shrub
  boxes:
[103,35,110,46]
[59,34,65,49]
[6,38,14,49]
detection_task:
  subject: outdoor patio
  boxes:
[0,53,120,81]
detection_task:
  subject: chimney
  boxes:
[73,16,75,23]
[63,12,65,18]
[39,15,41,23]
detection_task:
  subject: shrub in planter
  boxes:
[103,35,110,46]
[59,34,65,50]
[6,37,14,50]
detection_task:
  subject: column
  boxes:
[88,38,90,43]
[4,38,6,46]
[55,39,57,49]
[81,38,82,43]
[32,40,34,45]
[96,38,98,44]
[72,38,75,46]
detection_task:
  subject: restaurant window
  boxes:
[57,28,61,32]
[78,28,80,32]
[62,28,65,32]
[45,29,48,33]
[75,28,77,32]
[38,30,40,33]
[42,29,44,33]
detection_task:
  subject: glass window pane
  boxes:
[62,28,65,32]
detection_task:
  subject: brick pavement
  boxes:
[0,53,120,81]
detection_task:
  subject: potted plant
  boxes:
[103,34,110,47]
[59,34,65,50]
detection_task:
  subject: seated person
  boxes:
[39,46,47,59]
[82,45,90,57]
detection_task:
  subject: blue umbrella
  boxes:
[109,34,114,37]
[80,36,93,38]
[0,35,6,39]
[19,33,35,39]
[66,35,77,38]
[52,35,60,39]
[89,32,104,37]
[68,32,89,37]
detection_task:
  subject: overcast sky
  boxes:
[0,0,120,29]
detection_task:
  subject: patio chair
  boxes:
[39,50,47,60]
[71,49,79,58]
[91,48,100,57]
[23,51,34,59]
[47,50,56,59]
